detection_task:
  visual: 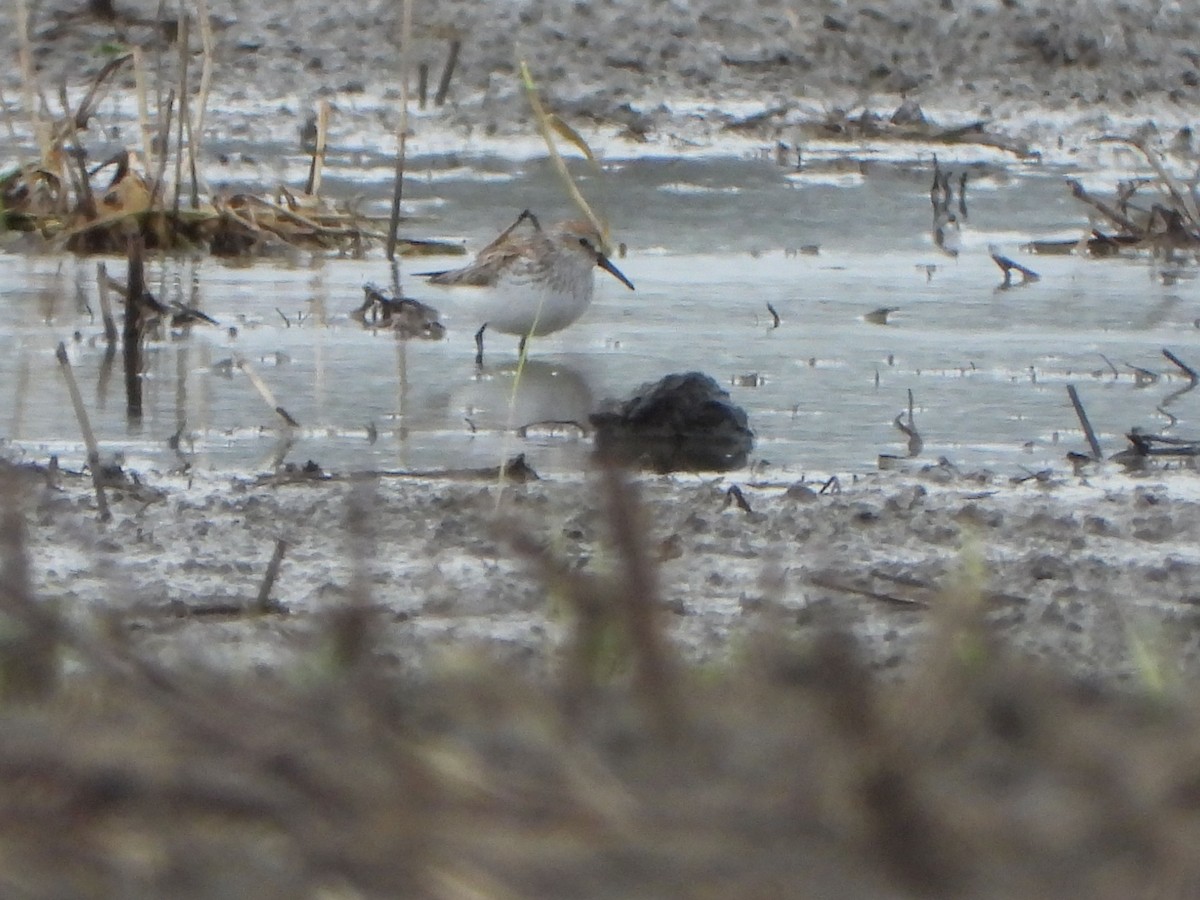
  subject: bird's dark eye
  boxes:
[578,237,591,249]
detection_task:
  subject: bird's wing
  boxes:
[423,212,547,287]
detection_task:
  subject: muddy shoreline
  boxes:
[17,457,1200,683]
[6,1,1200,153]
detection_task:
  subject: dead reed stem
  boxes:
[304,100,331,197]
[0,481,60,697]
[0,84,18,142]
[599,466,681,739]
[519,61,607,249]
[434,38,460,106]
[96,262,118,345]
[15,0,50,166]
[149,89,175,208]
[124,236,145,421]
[132,48,155,175]
[193,0,215,139]
[54,342,112,521]
[386,0,414,261]
[172,11,191,215]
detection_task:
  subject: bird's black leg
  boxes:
[474,323,487,367]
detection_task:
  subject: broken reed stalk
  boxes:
[96,262,118,345]
[386,0,414,262]
[236,356,299,427]
[55,342,112,521]
[433,38,460,106]
[124,237,145,421]
[304,99,331,197]
[417,63,428,109]
[519,61,607,248]
[1067,384,1103,461]
[254,538,289,613]
[172,11,190,216]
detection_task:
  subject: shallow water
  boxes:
[3,148,1198,478]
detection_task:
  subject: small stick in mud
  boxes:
[894,389,923,457]
[818,474,840,495]
[1067,384,1103,461]
[434,37,461,106]
[766,302,781,329]
[55,342,111,522]
[1163,348,1199,384]
[254,539,289,614]
[724,485,753,513]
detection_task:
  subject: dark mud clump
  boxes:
[591,371,754,472]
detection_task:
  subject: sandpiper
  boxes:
[419,210,635,364]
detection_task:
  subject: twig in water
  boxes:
[254,539,289,614]
[236,356,299,427]
[1066,384,1103,461]
[766,302,780,329]
[989,248,1040,286]
[55,343,111,521]
[1099,353,1120,378]
[1126,363,1159,387]
[1163,348,1199,383]
[275,308,292,328]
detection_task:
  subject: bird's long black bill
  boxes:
[597,254,635,291]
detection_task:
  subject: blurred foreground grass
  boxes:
[1,464,1199,899]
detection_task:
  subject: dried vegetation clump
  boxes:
[1025,135,1200,260]
[4,465,1200,898]
[0,13,451,260]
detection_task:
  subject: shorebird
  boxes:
[419,210,635,364]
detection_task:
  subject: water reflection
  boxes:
[450,359,594,434]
